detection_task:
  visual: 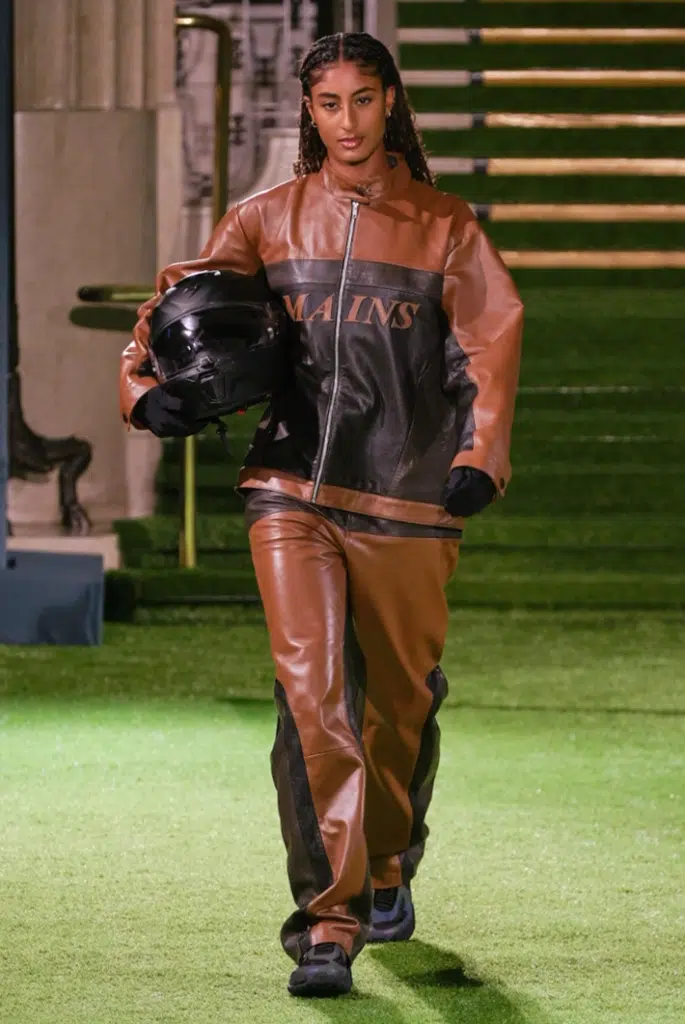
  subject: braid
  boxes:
[293,32,435,186]
[382,82,434,186]
[295,97,327,177]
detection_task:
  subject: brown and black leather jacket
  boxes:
[121,155,523,529]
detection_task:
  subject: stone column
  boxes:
[364,0,398,61]
[10,0,183,527]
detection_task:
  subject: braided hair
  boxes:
[294,32,434,186]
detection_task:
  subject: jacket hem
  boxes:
[237,467,465,529]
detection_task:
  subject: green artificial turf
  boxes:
[511,268,683,287]
[469,221,685,250]
[398,2,685,31]
[1,608,684,1022]
[1,606,683,710]
[441,173,685,204]
[408,86,685,115]
[421,127,685,159]
[101,562,685,618]
[401,42,685,72]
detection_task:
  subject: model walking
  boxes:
[121,32,523,998]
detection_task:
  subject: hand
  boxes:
[131,386,200,438]
[442,467,496,518]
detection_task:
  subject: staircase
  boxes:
[396,0,685,604]
[110,0,685,615]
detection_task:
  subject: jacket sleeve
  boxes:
[441,210,524,497]
[120,202,263,426]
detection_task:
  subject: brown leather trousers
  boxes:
[245,491,460,963]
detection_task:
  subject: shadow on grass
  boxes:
[313,940,548,1024]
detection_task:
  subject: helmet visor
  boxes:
[152,303,277,381]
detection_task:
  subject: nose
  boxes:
[340,101,358,134]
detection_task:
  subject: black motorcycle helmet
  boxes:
[148,269,289,419]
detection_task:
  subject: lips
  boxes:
[339,137,363,149]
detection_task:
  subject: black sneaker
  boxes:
[287,942,352,997]
[368,884,415,943]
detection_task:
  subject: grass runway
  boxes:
[1,608,684,1023]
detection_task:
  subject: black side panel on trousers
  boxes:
[343,598,367,748]
[272,680,334,901]
[401,665,449,886]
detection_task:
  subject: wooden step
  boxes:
[430,156,685,175]
[474,204,685,221]
[398,0,685,4]
[501,251,685,268]
[416,112,685,129]
[403,69,685,87]
[400,27,685,44]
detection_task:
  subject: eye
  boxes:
[322,101,338,111]
[356,96,372,105]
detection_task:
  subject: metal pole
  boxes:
[0,0,14,571]
[174,14,232,569]
[174,13,232,232]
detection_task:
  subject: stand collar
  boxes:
[319,153,412,204]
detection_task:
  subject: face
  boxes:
[305,60,395,170]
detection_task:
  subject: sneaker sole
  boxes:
[288,966,352,997]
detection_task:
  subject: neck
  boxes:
[327,144,391,183]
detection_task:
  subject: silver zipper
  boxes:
[312,200,360,502]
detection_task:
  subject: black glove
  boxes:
[131,387,201,438]
[442,466,496,518]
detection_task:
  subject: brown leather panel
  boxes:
[221,156,469,273]
[254,160,473,275]
[309,903,367,958]
[303,745,369,955]
[343,531,459,888]
[368,856,402,893]
[442,218,524,495]
[238,468,465,529]
[120,203,262,423]
[363,693,413,891]
[249,510,352,756]
[248,510,370,959]
[350,183,470,276]
[256,175,349,268]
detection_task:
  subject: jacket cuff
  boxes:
[450,449,510,498]
[121,377,157,430]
